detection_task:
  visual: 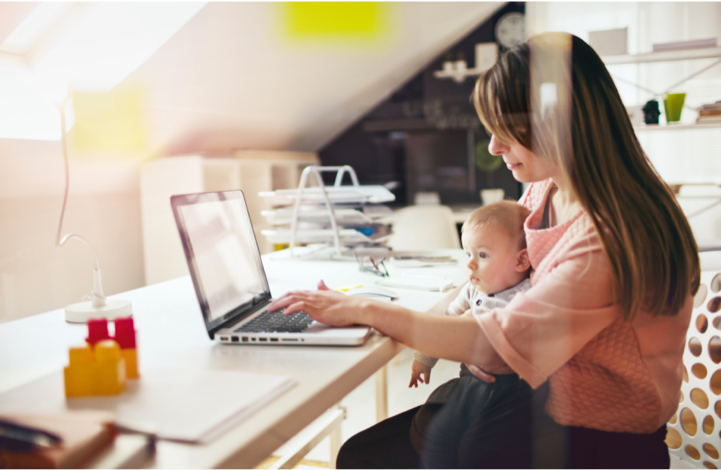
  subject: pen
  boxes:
[0,419,63,451]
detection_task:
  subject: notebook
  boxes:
[170,190,372,346]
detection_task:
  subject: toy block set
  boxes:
[64,317,139,397]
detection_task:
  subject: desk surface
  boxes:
[0,249,466,468]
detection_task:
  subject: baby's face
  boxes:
[461,223,523,295]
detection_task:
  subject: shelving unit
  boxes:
[259,166,394,259]
[603,46,721,103]
[432,42,499,83]
[432,65,486,83]
[601,46,721,136]
[603,46,721,65]
[606,46,721,248]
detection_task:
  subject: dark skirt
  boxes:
[410,365,533,468]
[337,367,670,469]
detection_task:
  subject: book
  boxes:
[697,116,721,124]
[700,101,721,109]
[0,411,114,469]
[699,108,721,116]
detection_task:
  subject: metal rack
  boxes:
[260,165,394,258]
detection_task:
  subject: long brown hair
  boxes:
[473,32,699,320]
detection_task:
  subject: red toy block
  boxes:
[113,317,136,349]
[86,318,111,346]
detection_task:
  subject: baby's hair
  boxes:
[462,200,530,250]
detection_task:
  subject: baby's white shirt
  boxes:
[413,278,531,368]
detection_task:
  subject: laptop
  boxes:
[170,190,372,346]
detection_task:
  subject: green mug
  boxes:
[664,93,686,123]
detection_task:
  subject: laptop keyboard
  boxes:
[234,309,314,334]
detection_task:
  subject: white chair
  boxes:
[667,270,721,468]
[388,204,461,251]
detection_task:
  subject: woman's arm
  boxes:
[362,301,505,368]
[476,230,620,387]
[269,281,506,369]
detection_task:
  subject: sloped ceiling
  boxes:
[124,2,503,156]
[0,3,38,43]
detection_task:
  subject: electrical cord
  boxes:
[54,98,107,308]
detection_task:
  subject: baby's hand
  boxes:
[409,360,432,388]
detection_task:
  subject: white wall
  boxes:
[0,2,504,323]
[0,138,144,323]
[527,2,721,247]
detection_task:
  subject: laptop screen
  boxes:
[171,191,271,335]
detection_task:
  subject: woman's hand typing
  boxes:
[269,280,365,327]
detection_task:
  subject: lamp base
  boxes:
[65,299,133,324]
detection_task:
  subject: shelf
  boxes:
[603,46,721,65]
[634,122,721,132]
[432,67,487,83]
[436,47,721,83]
[362,118,435,132]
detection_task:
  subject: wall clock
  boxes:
[495,12,525,49]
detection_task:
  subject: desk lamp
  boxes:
[54,95,132,323]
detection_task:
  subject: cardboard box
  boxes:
[588,28,628,56]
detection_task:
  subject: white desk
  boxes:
[0,249,466,468]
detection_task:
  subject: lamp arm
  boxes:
[54,99,71,249]
[54,98,106,308]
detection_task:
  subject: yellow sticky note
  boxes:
[282,2,387,39]
[70,85,147,156]
[337,284,363,292]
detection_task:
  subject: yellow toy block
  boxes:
[64,344,95,397]
[94,340,126,394]
[64,340,126,397]
[119,348,139,379]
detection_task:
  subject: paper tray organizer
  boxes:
[259,166,394,257]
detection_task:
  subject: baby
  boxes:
[408,200,532,468]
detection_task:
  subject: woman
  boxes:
[270,33,700,468]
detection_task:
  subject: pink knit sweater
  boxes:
[476,179,692,433]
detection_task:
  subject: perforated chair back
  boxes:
[667,271,721,468]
